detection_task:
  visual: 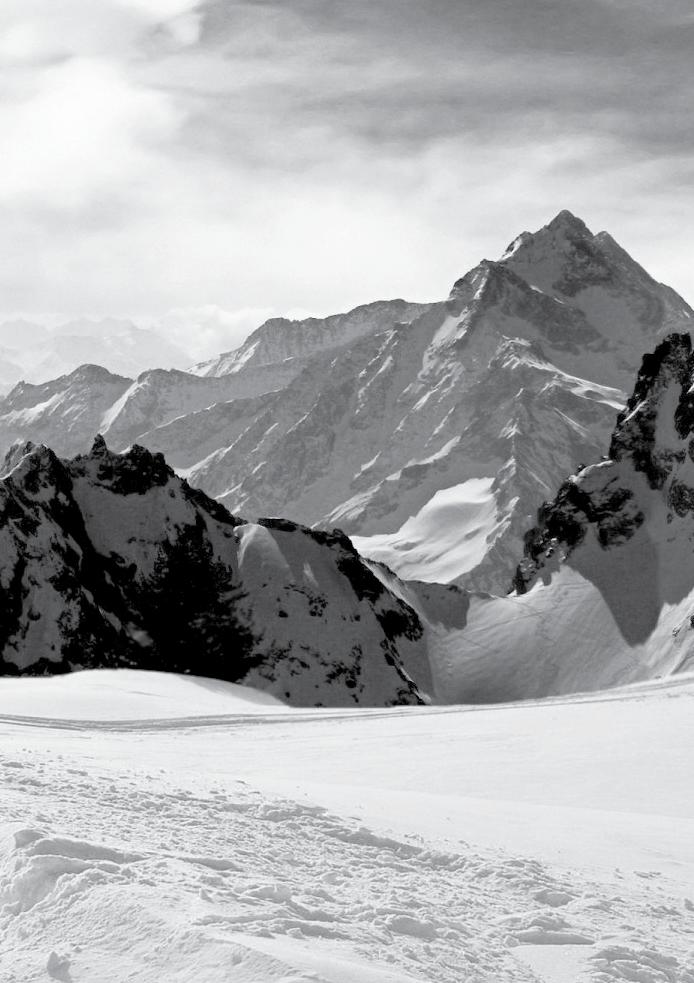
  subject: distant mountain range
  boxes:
[0,211,690,595]
[0,317,192,391]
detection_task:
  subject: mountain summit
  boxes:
[499,210,692,387]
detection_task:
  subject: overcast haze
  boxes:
[1,0,693,355]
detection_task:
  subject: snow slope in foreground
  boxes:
[0,669,286,720]
[1,669,693,983]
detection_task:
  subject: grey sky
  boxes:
[0,0,692,352]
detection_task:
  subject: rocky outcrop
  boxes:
[513,334,694,593]
[0,438,428,707]
[609,334,694,486]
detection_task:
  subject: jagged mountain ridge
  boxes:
[417,333,694,703]
[190,299,430,378]
[0,212,690,592]
[0,438,428,707]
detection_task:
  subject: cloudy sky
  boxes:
[1,0,693,353]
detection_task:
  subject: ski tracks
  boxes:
[0,752,693,982]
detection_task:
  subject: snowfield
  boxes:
[352,476,499,584]
[1,670,693,982]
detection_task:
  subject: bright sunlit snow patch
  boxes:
[353,477,496,583]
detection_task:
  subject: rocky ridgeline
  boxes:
[0,438,428,707]
[191,299,429,377]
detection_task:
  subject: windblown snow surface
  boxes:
[1,669,693,982]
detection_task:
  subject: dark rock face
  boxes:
[0,440,426,706]
[552,230,619,296]
[514,333,694,595]
[609,334,693,487]
[513,477,645,594]
[0,441,256,680]
[73,436,172,495]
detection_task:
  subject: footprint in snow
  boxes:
[46,951,71,981]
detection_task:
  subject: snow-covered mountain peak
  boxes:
[5,363,132,406]
[500,212,692,322]
[494,213,694,390]
[446,258,509,310]
[499,209,590,262]
[501,211,614,296]
[4,440,68,501]
[0,367,134,462]
[545,208,593,236]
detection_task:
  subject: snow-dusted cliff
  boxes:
[0,438,427,707]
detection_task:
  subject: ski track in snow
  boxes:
[1,691,694,982]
